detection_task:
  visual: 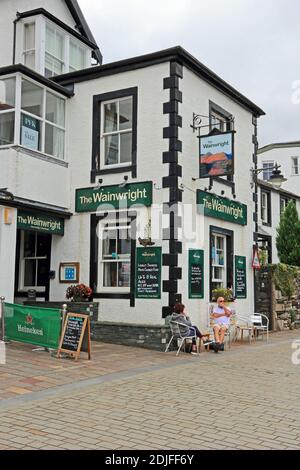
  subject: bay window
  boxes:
[69,41,86,72]
[0,75,65,160]
[23,23,36,69]
[45,25,64,77]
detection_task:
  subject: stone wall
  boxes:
[92,322,171,351]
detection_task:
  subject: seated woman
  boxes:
[211,296,232,351]
[171,303,214,353]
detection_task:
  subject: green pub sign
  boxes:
[197,190,247,226]
[189,249,204,299]
[17,210,64,235]
[135,247,162,299]
[76,182,153,213]
[235,255,247,299]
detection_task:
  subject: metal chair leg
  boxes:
[176,338,185,356]
[165,335,174,353]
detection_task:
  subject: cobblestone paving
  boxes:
[0,331,300,450]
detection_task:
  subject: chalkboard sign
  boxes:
[189,249,204,299]
[135,247,162,299]
[235,255,247,299]
[57,313,91,360]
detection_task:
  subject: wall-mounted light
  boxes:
[251,163,287,189]
[0,188,14,200]
[118,175,129,188]
[93,179,103,190]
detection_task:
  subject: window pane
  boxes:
[24,23,35,50]
[69,41,85,71]
[24,259,36,287]
[104,134,118,165]
[118,229,131,257]
[0,78,15,110]
[46,92,65,127]
[120,132,132,163]
[118,262,130,287]
[46,26,63,60]
[24,52,35,69]
[104,102,117,132]
[24,231,36,257]
[21,79,43,117]
[119,98,132,130]
[45,54,63,77]
[21,113,41,151]
[102,230,117,258]
[45,124,65,159]
[0,112,14,145]
[103,263,117,287]
[37,259,49,286]
[36,234,51,257]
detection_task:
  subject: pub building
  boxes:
[0,0,265,348]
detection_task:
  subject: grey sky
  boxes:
[78,0,300,146]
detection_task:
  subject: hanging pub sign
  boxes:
[252,245,261,269]
[188,249,204,299]
[135,247,162,299]
[199,129,234,178]
[235,255,247,299]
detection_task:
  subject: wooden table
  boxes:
[236,325,255,343]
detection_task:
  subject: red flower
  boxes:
[66,284,93,301]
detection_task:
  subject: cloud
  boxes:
[78,0,300,146]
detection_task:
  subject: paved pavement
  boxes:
[0,331,300,450]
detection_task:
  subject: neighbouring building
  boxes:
[0,0,266,348]
[258,141,300,197]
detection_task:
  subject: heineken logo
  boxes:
[25,314,33,325]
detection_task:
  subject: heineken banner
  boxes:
[76,181,153,213]
[189,249,204,299]
[235,256,247,299]
[135,247,162,299]
[197,190,247,226]
[17,210,64,235]
[4,303,61,349]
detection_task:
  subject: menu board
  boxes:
[189,249,204,299]
[135,247,162,299]
[235,255,247,299]
[57,313,91,360]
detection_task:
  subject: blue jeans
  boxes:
[187,325,202,343]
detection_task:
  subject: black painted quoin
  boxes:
[162,61,183,318]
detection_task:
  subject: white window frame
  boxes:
[97,217,131,293]
[19,16,91,76]
[210,111,227,132]
[211,233,227,288]
[101,96,133,169]
[262,161,274,181]
[261,191,268,224]
[291,156,299,176]
[19,231,48,292]
[0,73,66,161]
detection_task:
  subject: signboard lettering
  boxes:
[235,255,247,299]
[189,249,204,299]
[135,247,161,299]
[197,190,247,226]
[57,313,91,361]
[200,130,234,178]
[17,210,64,235]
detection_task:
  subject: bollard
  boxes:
[62,303,68,328]
[0,296,5,342]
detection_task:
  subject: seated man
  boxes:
[211,297,232,351]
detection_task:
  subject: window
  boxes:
[0,77,15,145]
[19,231,51,291]
[211,234,226,290]
[280,196,296,214]
[19,78,65,158]
[99,220,131,291]
[211,111,229,132]
[291,157,299,175]
[262,161,274,181]
[261,190,271,225]
[23,23,35,69]
[101,97,133,167]
[45,25,64,77]
[69,40,86,72]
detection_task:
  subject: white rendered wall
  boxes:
[0,206,17,302]
[179,66,256,330]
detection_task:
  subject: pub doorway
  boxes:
[14,229,52,302]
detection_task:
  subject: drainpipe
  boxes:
[12,12,21,65]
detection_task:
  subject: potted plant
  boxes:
[66,284,93,302]
[212,287,234,303]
